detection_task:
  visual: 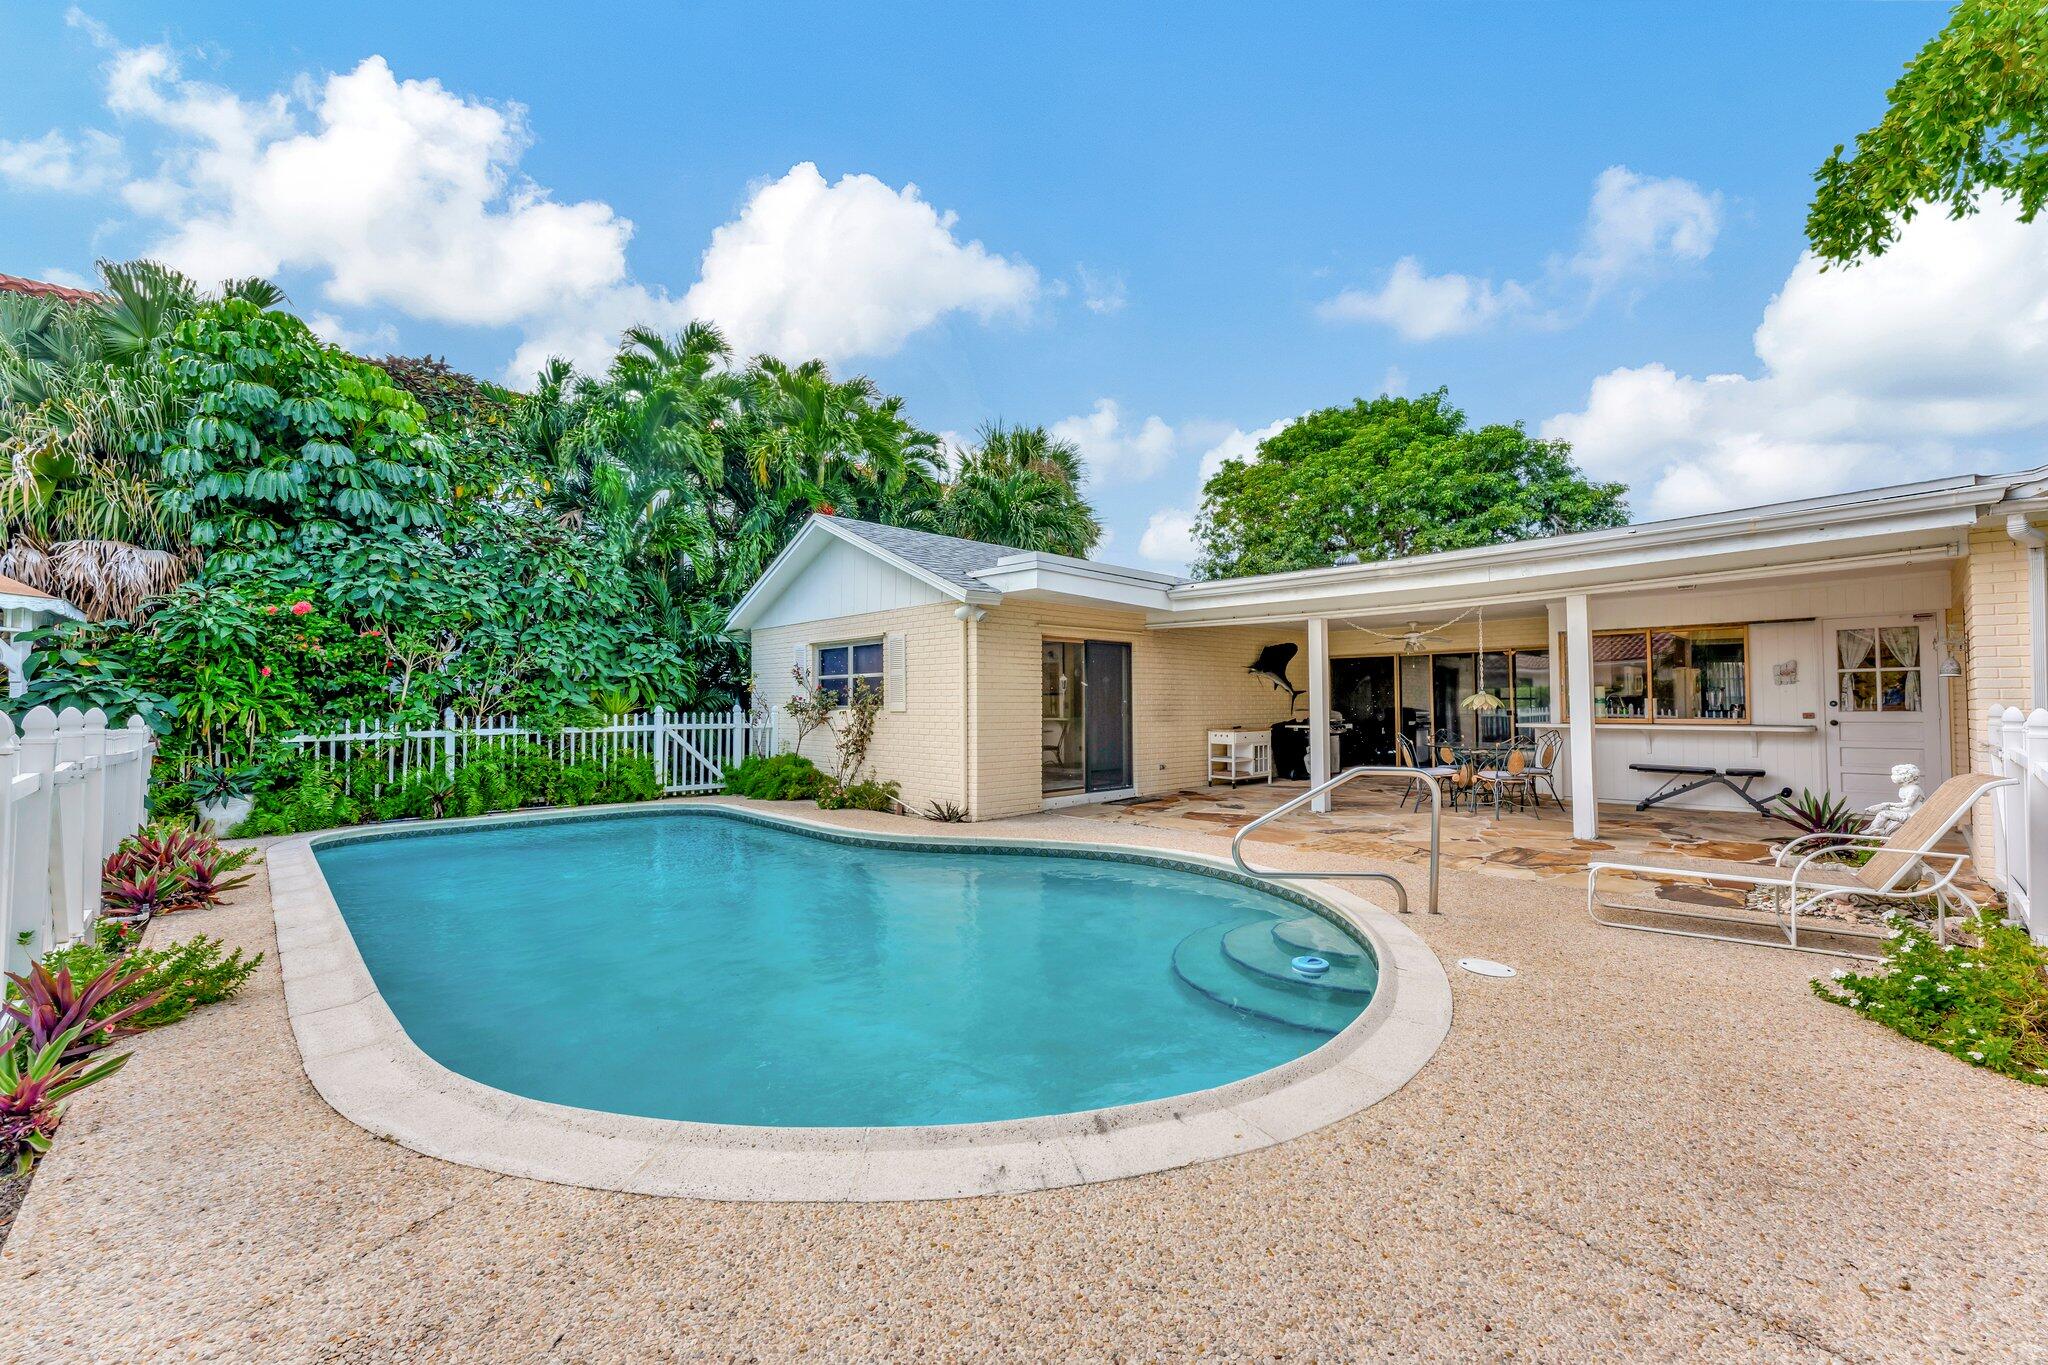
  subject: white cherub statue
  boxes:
[1863,763,1925,837]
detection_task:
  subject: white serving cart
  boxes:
[1207,729,1273,786]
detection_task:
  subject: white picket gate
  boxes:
[283,706,776,798]
[0,706,157,977]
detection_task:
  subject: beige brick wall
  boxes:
[968,602,1308,820]
[1954,527,2036,873]
[748,601,970,814]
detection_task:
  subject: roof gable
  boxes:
[727,516,1006,631]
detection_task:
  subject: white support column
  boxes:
[1308,617,1332,812]
[1565,593,1599,840]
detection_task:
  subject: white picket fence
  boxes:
[1983,704,2048,944]
[0,706,157,978]
[282,706,776,797]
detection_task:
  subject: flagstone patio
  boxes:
[1065,781,1796,881]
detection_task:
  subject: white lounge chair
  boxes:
[1586,772,2013,959]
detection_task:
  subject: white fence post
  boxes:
[442,708,458,779]
[49,708,92,947]
[12,707,58,968]
[730,703,746,767]
[652,706,669,789]
[0,715,20,976]
[2024,709,2048,942]
[1990,705,2011,892]
[78,708,109,884]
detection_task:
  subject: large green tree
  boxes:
[1191,390,1627,579]
[1808,0,2048,266]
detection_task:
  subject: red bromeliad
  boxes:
[4,962,164,1063]
[0,1027,132,1175]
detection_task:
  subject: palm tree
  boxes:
[911,423,1102,557]
[0,260,286,618]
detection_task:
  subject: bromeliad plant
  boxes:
[1772,788,1866,847]
[182,762,261,805]
[0,1026,132,1176]
[100,822,255,918]
[4,960,163,1062]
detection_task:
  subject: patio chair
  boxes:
[1476,746,1539,819]
[1585,772,2014,958]
[1523,731,1564,808]
[1395,734,1457,811]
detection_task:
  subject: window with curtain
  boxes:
[1836,626,1920,712]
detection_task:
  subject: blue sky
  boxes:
[6,2,2041,570]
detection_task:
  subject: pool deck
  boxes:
[4,796,2045,1360]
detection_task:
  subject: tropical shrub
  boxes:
[817,778,902,813]
[1815,908,2048,1084]
[0,1027,131,1176]
[34,936,260,1033]
[722,752,829,801]
[236,742,660,835]
[232,762,362,837]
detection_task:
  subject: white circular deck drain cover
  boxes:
[1458,958,1517,978]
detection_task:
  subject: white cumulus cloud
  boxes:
[0,128,126,192]
[1543,198,2048,519]
[1317,257,1532,341]
[22,22,1039,384]
[1196,416,1291,485]
[1319,165,1721,339]
[1569,165,1722,291]
[1052,398,1178,485]
[1133,415,1299,572]
[1138,508,1200,566]
[678,162,1038,363]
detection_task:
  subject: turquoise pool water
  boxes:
[314,812,1376,1127]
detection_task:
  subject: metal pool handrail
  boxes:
[1230,766,1441,915]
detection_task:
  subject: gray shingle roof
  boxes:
[824,517,1022,594]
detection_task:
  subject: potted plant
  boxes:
[184,763,261,834]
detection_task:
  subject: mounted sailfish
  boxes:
[1248,643,1305,712]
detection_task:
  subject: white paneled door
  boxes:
[1822,617,1946,807]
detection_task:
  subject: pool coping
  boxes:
[267,799,1452,1202]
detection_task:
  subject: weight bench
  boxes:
[1629,763,1791,817]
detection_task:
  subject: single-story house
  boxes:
[0,574,82,697]
[727,465,2048,873]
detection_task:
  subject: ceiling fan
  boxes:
[1349,620,1455,653]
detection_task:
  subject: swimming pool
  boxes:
[313,809,1378,1128]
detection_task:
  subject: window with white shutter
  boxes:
[884,631,907,711]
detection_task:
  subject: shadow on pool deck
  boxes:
[1,797,2042,1360]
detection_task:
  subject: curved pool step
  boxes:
[1220,921,1379,1000]
[1170,921,1363,1035]
[1271,914,1369,962]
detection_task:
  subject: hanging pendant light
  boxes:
[1462,605,1505,713]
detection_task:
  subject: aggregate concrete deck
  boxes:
[3,798,2044,1361]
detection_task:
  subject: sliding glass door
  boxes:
[1042,639,1132,796]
